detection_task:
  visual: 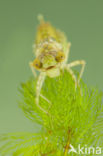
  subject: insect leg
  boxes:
[40,94,52,106]
[64,66,77,90]
[64,42,71,64]
[29,62,37,78]
[36,72,49,114]
[66,60,86,84]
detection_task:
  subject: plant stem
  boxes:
[64,129,71,156]
[64,140,70,156]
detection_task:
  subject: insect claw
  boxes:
[76,81,83,96]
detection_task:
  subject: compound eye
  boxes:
[56,51,65,62]
[33,58,42,69]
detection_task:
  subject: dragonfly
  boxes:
[29,15,86,114]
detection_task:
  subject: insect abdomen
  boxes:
[34,15,68,55]
[36,22,57,44]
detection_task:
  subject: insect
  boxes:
[29,15,86,114]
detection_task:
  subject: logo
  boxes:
[68,144,102,155]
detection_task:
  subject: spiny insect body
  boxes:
[30,15,86,114]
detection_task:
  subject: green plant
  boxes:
[0,70,103,156]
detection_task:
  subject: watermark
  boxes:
[68,144,102,155]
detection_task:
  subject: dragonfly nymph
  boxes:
[29,15,86,114]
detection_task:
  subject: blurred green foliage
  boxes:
[0,71,103,155]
